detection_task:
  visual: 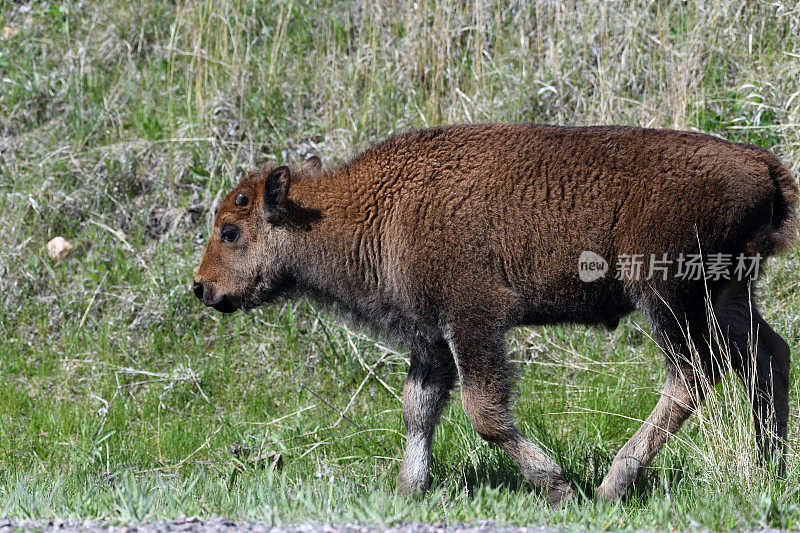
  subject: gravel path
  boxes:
[0,518,567,533]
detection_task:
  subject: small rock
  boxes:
[46,236,73,261]
[2,25,19,39]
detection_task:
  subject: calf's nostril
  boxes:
[193,281,204,300]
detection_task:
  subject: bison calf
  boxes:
[194,124,798,503]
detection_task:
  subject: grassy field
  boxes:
[2,0,800,528]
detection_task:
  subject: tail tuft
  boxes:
[747,153,799,257]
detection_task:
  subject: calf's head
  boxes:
[194,161,311,313]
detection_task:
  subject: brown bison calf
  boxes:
[194,124,798,503]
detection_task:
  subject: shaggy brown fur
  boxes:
[194,124,798,503]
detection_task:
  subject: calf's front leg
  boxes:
[446,326,574,505]
[396,341,457,497]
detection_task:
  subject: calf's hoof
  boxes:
[396,473,428,500]
[546,481,575,507]
[595,480,625,501]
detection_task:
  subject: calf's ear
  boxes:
[264,166,291,215]
[302,156,322,171]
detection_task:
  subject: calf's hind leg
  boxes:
[714,286,790,472]
[596,366,704,500]
[738,314,790,472]
[597,302,719,501]
[446,326,573,505]
[397,340,457,497]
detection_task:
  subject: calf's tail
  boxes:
[747,153,799,257]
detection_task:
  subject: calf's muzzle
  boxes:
[193,278,239,313]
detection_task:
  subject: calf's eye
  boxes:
[220,225,240,243]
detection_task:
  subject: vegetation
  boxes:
[1,0,799,528]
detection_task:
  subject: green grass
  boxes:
[1,0,800,528]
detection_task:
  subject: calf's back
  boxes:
[295,124,797,333]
